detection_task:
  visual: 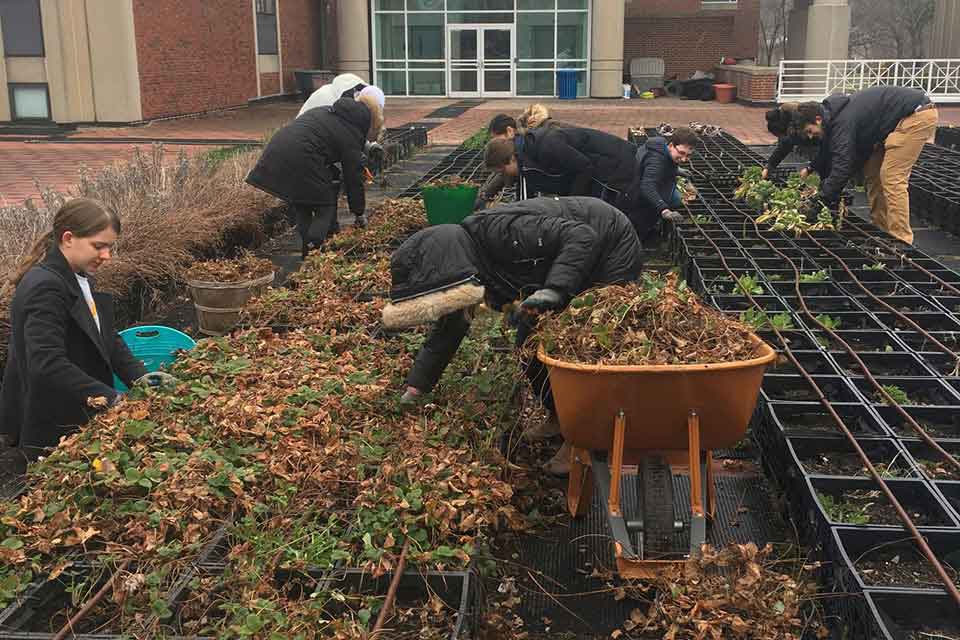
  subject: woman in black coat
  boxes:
[381,196,642,474]
[246,94,384,258]
[1,199,152,463]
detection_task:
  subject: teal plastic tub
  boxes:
[113,325,196,391]
[422,185,479,225]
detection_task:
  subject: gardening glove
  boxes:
[677,167,692,178]
[353,214,368,229]
[799,199,822,222]
[661,209,684,223]
[134,372,178,388]
[400,386,422,405]
[365,141,385,161]
[520,289,565,314]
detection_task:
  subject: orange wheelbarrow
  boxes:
[538,337,776,578]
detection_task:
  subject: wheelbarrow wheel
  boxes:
[640,455,674,557]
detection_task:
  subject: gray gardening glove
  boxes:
[400,386,423,406]
[365,141,385,160]
[134,372,178,388]
[520,289,565,313]
[661,209,684,223]
[354,214,368,229]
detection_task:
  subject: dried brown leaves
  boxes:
[185,252,274,283]
[622,543,825,640]
[538,272,763,366]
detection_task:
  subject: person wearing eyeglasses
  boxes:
[620,127,698,239]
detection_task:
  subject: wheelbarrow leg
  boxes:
[608,412,626,517]
[687,410,707,557]
[567,447,594,517]
[706,450,717,519]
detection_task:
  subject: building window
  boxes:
[9,84,50,120]
[372,0,590,97]
[0,0,44,56]
[256,0,278,55]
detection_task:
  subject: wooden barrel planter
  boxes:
[186,271,275,336]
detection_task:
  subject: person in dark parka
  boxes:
[246,94,384,258]
[621,127,697,239]
[520,125,639,200]
[381,196,643,475]
[775,86,937,244]
[1,199,158,466]
[761,103,830,182]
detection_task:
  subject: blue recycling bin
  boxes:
[557,69,577,100]
[113,325,196,391]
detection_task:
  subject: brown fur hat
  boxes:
[357,92,385,142]
[382,282,485,330]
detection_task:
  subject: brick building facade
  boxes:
[624,0,761,80]
[0,0,330,124]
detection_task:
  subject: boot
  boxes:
[522,416,561,442]
[543,441,572,476]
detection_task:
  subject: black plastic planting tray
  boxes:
[861,591,960,640]
[873,405,960,441]
[848,376,960,408]
[829,526,960,594]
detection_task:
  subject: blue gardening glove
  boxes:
[520,289,565,313]
[134,372,178,388]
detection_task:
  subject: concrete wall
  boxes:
[0,0,141,123]
[336,0,370,81]
[930,0,960,58]
[591,0,625,97]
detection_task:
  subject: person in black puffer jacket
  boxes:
[381,196,642,475]
[246,94,384,258]
[761,105,829,182]
[779,86,937,244]
[503,125,638,201]
[621,127,698,239]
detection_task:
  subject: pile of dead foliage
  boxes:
[621,543,826,640]
[185,252,274,283]
[538,272,764,366]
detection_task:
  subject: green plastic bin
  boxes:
[421,185,479,225]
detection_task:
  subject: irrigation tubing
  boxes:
[684,199,960,608]
[52,559,133,640]
[707,184,960,473]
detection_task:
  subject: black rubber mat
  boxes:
[424,99,485,119]
[508,472,789,637]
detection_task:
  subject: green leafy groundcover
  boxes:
[0,200,524,639]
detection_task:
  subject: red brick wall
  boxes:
[624,0,760,80]
[714,66,778,103]
[279,0,327,91]
[132,0,258,120]
[260,72,282,95]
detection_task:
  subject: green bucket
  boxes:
[421,185,479,225]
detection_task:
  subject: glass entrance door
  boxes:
[448,26,514,98]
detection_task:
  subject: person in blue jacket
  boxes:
[621,126,698,239]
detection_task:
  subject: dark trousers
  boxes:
[293,204,338,255]
[405,310,555,416]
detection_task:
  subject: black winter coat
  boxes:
[391,197,642,393]
[766,133,829,177]
[818,86,929,203]
[246,97,371,214]
[623,137,678,234]
[1,249,146,457]
[523,127,637,197]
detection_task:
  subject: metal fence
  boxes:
[778,59,960,103]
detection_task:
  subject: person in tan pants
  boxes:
[862,106,938,244]
[781,86,938,244]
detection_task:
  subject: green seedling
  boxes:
[770,313,796,331]
[880,384,912,406]
[732,274,764,296]
[815,314,842,331]
[863,263,886,271]
[817,492,871,525]
[799,270,830,283]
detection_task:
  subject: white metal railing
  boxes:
[778,59,960,103]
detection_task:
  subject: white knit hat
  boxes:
[358,85,386,110]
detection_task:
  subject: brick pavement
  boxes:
[3,97,960,207]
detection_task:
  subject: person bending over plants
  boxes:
[246,91,384,259]
[1,199,174,464]
[765,86,937,244]
[381,196,642,475]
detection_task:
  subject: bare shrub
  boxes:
[0,143,281,365]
